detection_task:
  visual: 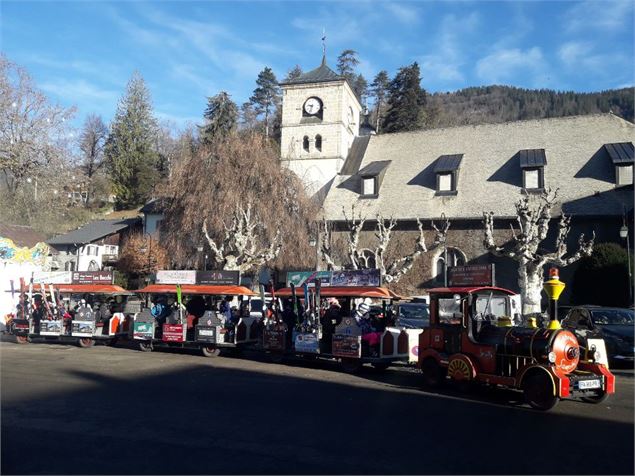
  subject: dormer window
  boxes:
[519,149,546,192]
[434,154,462,196]
[604,142,634,187]
[357,160,391,199]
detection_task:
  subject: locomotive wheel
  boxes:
[523,372,559,411]
[78,338,95,348]
[15,335,29,345]
[139,341,153,352]
[341,358,362,373]
[421,358,445,387]
[201,345,221,358]
[581,389,609,404]
[269,351,285,364]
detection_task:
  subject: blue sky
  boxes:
[2,0,634,130]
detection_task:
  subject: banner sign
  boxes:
[32,271,72,285]
[156,270,196,285]
[448,264,495,287]
[195,325,216,343]
[331,269,381,287]
[162,323,185,342]
[71,320,94,336]
[263,328,286,351]
[133,321,154,340]
[196,270,240,286]
[286,271,331,287]
[293,332,320,354]
[72,270,113,285]
[40,320,63,336]
[332,334,361,358]
[12,319,29,335]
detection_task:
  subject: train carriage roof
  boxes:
[276,286,396,299]
[134,284,256,296]
[427,286,516,296]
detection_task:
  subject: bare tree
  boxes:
[321,205,450,283]
[78,114,107,205]
[202,202,281,272]
[483,189,595,314]
[118,233,169,276]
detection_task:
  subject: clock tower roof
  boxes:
[280,57,343,86]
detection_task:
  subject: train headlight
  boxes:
[548,351,556,363]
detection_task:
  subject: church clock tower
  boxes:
[280,56,362,195]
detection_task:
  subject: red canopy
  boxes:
[134,284,256,296]
[275,286,394,299]
[53,284,131,295]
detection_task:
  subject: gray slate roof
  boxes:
[280,57,343,86]
[322,113,635,221]
[605,142,634,164]
[47,218,140,245]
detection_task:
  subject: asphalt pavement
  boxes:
[1,337,633,475]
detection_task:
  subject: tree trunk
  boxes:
[518,261,543,314]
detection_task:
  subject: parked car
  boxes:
[395,302,430,329]
[561,306,634,365]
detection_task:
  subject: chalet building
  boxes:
[47,218,140,272]
[280,58,635,300]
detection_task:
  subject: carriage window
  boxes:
[475,296,508,319]
[438,298,462,325]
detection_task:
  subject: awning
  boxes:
[134,284,256,296]
[53,284,132,295]
[275,286,394,299]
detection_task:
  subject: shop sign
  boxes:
[332,334,361,358]
[195,325,216,343]
[72,270,113,284]
[32,271,72,285]
[331,269,381,287]
[162,323,185,342]
[196,270,240,286]
[448,264,495,287]
[293,332,320,354]
[71,320,94,336]
[156,270,196,285]
[263,328,286,351]
[133,321,154,340]
[286,271,331,287]
[40,320,63,336]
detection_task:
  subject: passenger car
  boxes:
[561,306,634,365]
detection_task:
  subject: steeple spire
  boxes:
[321,28,326,65]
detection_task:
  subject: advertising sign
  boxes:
[40,320,63,336]
[293,332,320,354]
[195,325,216,343]
[133,321,154,340]
[330,269,381,287]
[156,270,196,285]
[448,264,495,287]
[12,319,29,335]
[72,270,113,285]
[32,271,72,285]
[286,271,331,287]
[71,320,95,336]
[196,270,240,286]
[332,334,361,358]
[162,323,185,342]
[263,328,286,351]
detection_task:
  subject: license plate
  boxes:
[579,379,601,390]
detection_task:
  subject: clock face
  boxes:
[304,97,321,115]
[347,107,354,125]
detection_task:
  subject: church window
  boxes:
[303,136,310,152]
[433,248,466,284]
[315,135,322,152]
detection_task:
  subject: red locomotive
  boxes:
[418,277,615,410]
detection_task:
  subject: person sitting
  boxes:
[355,302,382,357]
[151,298,171,326]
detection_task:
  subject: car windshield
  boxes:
[591,309,634,325]
[399,304,429,319]
[475,294,508,318]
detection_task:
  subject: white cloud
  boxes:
[564,0,633,33]
[40,79,119,104]
[476,47,547,85]
[382,2,421,26]
[558,41,592,66]
[558,41,629,77]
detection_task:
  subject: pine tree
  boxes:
[370,70,390,133]
[285,65,303,82]
[353,74,368,105]
[382,62,427,133]
[249,67,280,138]
[199,91,238,145]
[336,49,359,82]
[104,72,159,210]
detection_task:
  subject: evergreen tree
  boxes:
[382,62,427,133]
[249,67,280,138]
[285,65,303,82]
[199,91,238,145]
[353,74,368,105]
[370,70,390,133]
[104,72,159,210]
[336,49,359,82]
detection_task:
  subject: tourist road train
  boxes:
[4,268,615,411]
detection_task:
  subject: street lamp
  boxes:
[196,244,204,270]
[620,220,632,305]
[441,212,448,287]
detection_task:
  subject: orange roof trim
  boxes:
[135,284,256,296]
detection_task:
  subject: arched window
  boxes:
[433,247,467,284]
[315,134,322,152]
[303,136,310,152]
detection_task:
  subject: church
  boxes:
[278,57,635,299]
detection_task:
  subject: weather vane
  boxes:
[321,28,326,58]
